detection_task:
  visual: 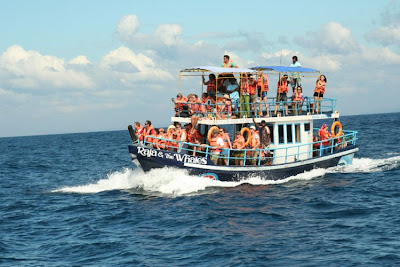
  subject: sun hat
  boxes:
[250,126,256,130]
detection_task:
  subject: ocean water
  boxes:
[1,112,400,266]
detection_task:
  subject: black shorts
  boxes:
[313,92,323,98]
[277,93,287,102]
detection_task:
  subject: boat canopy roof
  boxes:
[250,65,319,73]
[180,66,256,74]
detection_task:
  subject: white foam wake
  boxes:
[52,155,400,196]
[331,156,400,173]
[52,167,326,196]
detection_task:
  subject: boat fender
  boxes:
[241,127,252,146]
[207,126,220,144]
[331,121,343,138]
[201,173,219,181]
[128,125,138,142]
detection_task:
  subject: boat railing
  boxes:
[138,129,357,167]
[174,97,336,118]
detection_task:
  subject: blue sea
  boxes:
[1,112,400,266]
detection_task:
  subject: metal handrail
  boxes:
[173,97,336,118]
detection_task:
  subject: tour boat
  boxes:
[128,66,359,181]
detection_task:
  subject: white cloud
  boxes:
[69,55,90,65]
[154,24,183,46]
[295,22,359,54]
[365,24,400,46]
[0,45,95,90]
[116,14,140,43]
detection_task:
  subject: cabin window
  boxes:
[287,124,293,143]
[295,124,301,143]
[304,123,311,132]
[267,124,274,144]
[278,124,284,144]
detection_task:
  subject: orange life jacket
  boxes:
[207,81,216,94]
[248,81,257,95]
[233,136,245,150]
[222,60,234,68]
[314,81,326,94]
[251,132,260,148]
[293,92,303,101]
[257,76,269,92]
[142,126,156,143]
[209,137,222,153]
[157,134,167,149]
[240,79,249,94]
[187,129,201,144]
[318,128,330,146]
[277,80,289,94]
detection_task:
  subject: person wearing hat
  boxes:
[318,124,332,155]
[232,131,245,166]
[249,126,260,165]
[156,128,167,150]
[274,74,290,116]
[209,128,225,165]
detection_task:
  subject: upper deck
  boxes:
[174,65,336,125]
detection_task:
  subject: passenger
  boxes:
[173,122,183,140]
[240,73,251,118]
[157,128,167,150]
[218,94,233,118]
[219,127,232,165]
[312,136,320,157]
[152,128,160,149]
[175,93,189,117]
[225,78,240,118]
[168,133,180,152]
[248,74,258,116]
[257,71,270,117]
[134,122,144,142]
[221,54,239,68]
[313,74,327,114]
[201,92,215,117]
[292,86,305,115]
[202,74,217,99]
[193,94,205,116]
[290,55,302,92]
[185,123,201,156]
[252,118,271,148]
[232,131,245,166]
[249,126,260,165]
[318,124,332,155]
[209,129,225,165]
[188,117,203,155]
[274,74,289,116]
[142,120,156,146]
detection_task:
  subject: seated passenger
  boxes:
[232,131,245,166]
[157,128,167,150]
[134,122,144,142]
[174,93,189,117]
[202,74,217,99]
[142,120,156,146]
[201,92,215,117]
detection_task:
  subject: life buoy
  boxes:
[207,126,220,144]
[331,121,343,137]
[241,127,252,146]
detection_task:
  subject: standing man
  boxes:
[290,56,302,93]
[221,55,239,68]
[252,118,271,148]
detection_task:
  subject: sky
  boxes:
[0,0,399,137]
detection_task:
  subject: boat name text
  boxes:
[137,147,207,165]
